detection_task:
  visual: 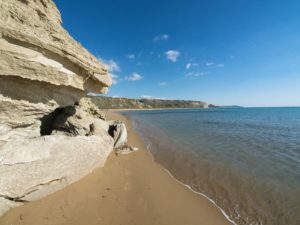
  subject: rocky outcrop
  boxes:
[0,134,114,200]
[0,0,112,143]
[0,0,111,91]
[0,0,116,216]
[109,121,128,149]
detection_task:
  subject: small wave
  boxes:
[145,146,237,225]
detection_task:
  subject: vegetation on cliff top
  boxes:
[90,96,216,109]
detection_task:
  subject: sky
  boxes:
[54,0,300,107]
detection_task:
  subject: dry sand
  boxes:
[0,111,232,225]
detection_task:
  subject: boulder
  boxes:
[51,105,92,136]
[0,135,114,205]
[90,119,110,136]
[109,121,128,149]
[50,103,109,137]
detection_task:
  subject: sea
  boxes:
[121,107,300,225]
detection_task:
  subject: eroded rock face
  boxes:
[0,0,111,91]
[0,0,115,215]
[51,105,107,136]
[0,0,112,127]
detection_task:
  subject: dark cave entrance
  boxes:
[40,107,64,135]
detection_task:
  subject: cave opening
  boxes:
[40,107,64,136]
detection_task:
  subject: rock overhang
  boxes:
[0,0,116,216]
[0,0,112,96]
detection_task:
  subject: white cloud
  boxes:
[111,74,119,85]
[205,61,224,68]
[185,72,208,77]
[141,95,170,100]
[126,54,135,60]
[158,82,167,86]
[141,95,155,99]
[98,58,121,73]
[87,92,102,97]
[205,62,214,66]
[103,60,120,73]
[153,34,169,42]
[125,72,143,81]
[165,50,180,62]
[98,57,121,85]
[186,63,198,70]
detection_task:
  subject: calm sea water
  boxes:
[122,107,300,225]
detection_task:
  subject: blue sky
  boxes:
[54,0,300,107]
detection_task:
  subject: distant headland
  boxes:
[90,96,218,109]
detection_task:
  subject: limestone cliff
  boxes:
[0,0,112,129]
[0,0,117,215]
[90,96,214,109]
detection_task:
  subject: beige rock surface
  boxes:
[0,135,114,200]
[0,0,112,91]
[0,0,115,216]
[0,135,114,216]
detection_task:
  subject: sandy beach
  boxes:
[0,111,232,225]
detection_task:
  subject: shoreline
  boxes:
[142,145,236,225]
[108,111,236,225]
[121,112,236,225]
[0,111,232,225]
[160,166,236,225]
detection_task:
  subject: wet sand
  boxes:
[0,111,232,225]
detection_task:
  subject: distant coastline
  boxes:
[90,96,218,109]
